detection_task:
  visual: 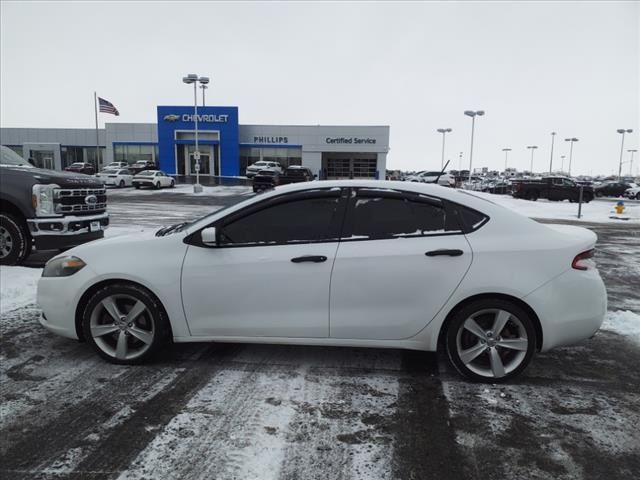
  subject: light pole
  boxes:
[564,138,579,177]
[560,155,566,173]
[502,148,512,174]
[199,84,208,107]
[617,129,633,181]
[548,132,556,174]
[527,145,538,174]
[183,74,209,193]
[627,149,637,176]
[437,128,452,170]
[464,110,485,183]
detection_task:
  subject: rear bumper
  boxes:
[524,268,607,351]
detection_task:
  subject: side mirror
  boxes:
[201,227,217,246]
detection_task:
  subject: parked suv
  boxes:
[129,160,158,175]
[0,146,109,265]
[64,162,96,175]
[246,161,283,178]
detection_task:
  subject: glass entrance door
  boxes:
[184,145,219,176]
[32,150,55,170]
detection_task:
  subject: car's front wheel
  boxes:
[119,180,125,188]
[445,299,536,382]
[82,283,171,364]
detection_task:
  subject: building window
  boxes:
[239,146,303,175]
[84,147,107,167]
[61,146,83,167]
[113,144,157,165]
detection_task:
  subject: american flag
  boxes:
[98,97,120,116]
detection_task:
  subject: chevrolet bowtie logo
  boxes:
[163,114,180,122]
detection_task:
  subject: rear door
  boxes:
[329,188,473,340]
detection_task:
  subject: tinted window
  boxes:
[456,204,489,232]
[347,192,453,240]
[219,196,341,246]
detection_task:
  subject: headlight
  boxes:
[32,184,61,217]
[42,256,86,277]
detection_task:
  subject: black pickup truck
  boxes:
[0,146,109,265]
[252,166,315,193]
[511,176,594,203]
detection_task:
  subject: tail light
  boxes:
[572,249,595,271]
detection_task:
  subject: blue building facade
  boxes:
[156,106,239,177]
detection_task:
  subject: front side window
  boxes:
[219,196,342,246]
[345,191,455,240]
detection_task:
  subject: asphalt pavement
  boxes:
[2,188,639,479]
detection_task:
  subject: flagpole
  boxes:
[94,91,100,170]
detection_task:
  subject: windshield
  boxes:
[0,145,31,166]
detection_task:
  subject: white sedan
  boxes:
[95,168,134,188]
[624,186,640,200]
[37,180,607,382]
[132,170,175,189]
[406,171,456,187]
[246,161,283,178]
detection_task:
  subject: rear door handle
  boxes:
[291,255,328,263]
[425,249,464,257]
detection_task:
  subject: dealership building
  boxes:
[1,106,390,181]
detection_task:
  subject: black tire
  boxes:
[0,213,32,266]
[445,298,537,383]
[82,283,171,365]
[134,184,140,189]
[583,193,593,203]
[119,180,125,188]
[170,180,175,188]
[636,193,640,200]
[154,182,161,190]
[526,191,538,201]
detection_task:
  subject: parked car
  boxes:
[512,176,594,202]
[623,185,640,200]
[253,166,315,192]
[37,180,606,383]
[132,170,175,189]
[0,145,108,266]
[64,162,95,175]
[95,168,134,188]
[253,170,280,193]
[405,171,455,187]
[481,181,511,195]
[594,182,635,198]
[129,160,158,175]
[246,161,283,178]
[105,162,129,170]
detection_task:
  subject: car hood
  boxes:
[1,165,102,188]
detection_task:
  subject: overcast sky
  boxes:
[1,1,638,175]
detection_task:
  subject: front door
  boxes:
[184,145,220,176]
[329,188,472,340]
[181,189,347,337]
[32,150,55,170]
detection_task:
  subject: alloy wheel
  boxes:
[89,294,155,361]
[0,226,13,259]
[455,309,529,379]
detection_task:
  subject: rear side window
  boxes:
[344,191,458,240]
[219,196,342,246]
[455,204,489,232]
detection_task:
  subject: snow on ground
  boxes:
[602,310,640,344]
[107,184,252,198]
[0,266,41,314]
[468,191,640,223]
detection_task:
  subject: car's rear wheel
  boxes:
[525,191,538,201]
[119,180,125,188]
[445,299,536,382]
[155,182,161,189]
[170,180,175,188]
[82,283,171,364]
[636,192,640,200]
[0,213,31,266]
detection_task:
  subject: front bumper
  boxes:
[28,212,109,251]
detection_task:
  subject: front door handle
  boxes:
[291,255,328,263]
[425,249,464,257]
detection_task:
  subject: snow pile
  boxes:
[602,310,640,344]
[0,266,42,314]
[468,191,640,223]
[108,184,252,198]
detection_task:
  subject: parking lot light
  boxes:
[527,146,538,174]
[183,74,210,193]
[627,149,637,176]
[617,129,633,181]
[437,128,452,170]
[502,148,512,173]
[464,110,485,183]
[549,132,556,175]
[564,138,579,177]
